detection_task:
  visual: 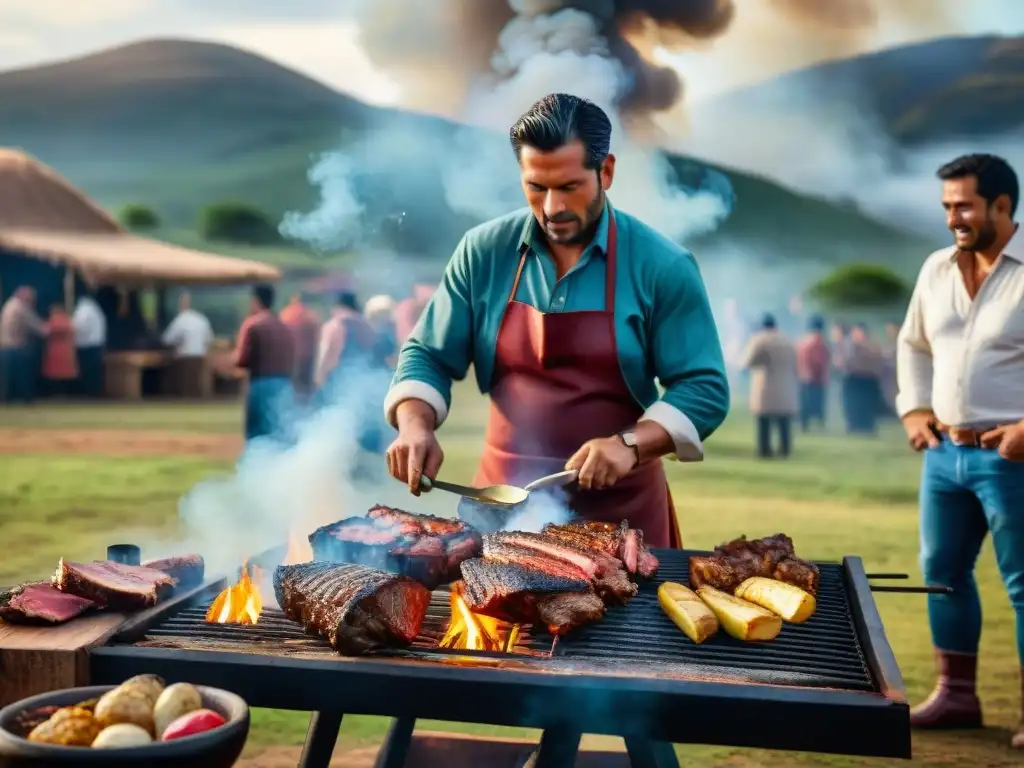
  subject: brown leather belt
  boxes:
[945,426,1003,447]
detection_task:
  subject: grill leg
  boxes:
[298,710,344,768]
[373,717,416,768]
[624,739,680,768]
[523,729,582,768]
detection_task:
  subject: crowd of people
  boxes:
[723,308,898,458]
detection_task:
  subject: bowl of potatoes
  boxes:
[0,675,249,767]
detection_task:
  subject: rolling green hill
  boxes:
[0,38,937,266]
[699,34,1024,146]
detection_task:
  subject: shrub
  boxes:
[119,203,160,231]
[199,202,280,245]
[808,263,911,310]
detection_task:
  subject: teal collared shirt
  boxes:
[384,205,730,460]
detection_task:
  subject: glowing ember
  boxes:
[282,531,313,565]
[206,562,263,624]
[438,586,520,652]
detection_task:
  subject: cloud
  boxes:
[0,0,156,28]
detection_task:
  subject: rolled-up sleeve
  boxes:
[894,272,933,417]
[639,252,730,462]
[384,236,475,428]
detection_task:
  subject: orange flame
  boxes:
[206,562,263,624]
[282,531,313,565]
[438,586,520,652]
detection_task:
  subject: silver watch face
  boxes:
[620,431,637,447]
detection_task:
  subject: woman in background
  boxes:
[42,303,78,397]
[364,294,398,370]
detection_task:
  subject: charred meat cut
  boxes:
[535,591,606,635]
[459,558,597,631]
[774,557,820,596]
[0,582,96,625]
[141,555,205,588]
[274,562,430,655]
[483,532,637,604]
[541,520,660,577]
[309,509,481,589]
[53,559,175,610]
[689,534,820,597]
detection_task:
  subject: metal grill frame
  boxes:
[88,552,910,766]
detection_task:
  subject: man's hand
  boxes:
[982,421,1024,461]
[902,410,941,451]
[386,400,444,495]
[566,436,638,491]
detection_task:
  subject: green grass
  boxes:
[1,385,1021,765]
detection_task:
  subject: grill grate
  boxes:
[131,549,875,692]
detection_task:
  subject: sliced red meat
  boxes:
[53,560,175,610]
[0,582,96,625]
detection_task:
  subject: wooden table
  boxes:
[0,613,131,707]
[103,350,171,400]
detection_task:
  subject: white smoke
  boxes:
[279,152,365,252]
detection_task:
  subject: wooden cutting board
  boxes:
[0,612,131,707]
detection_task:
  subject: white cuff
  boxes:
[639,400,704,462]
[894,391,931,419]
[384,380,449,429]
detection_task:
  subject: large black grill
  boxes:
[90,549,911,768]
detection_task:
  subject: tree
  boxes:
[199,202,280,245]
[808,263,911,311]
[119,203,160,231]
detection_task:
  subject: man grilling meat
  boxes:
[383,93,730,548]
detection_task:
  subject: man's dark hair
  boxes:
[253,284,275,309]
[937,153,1019,216]
[761,312,777,330]
[808,314,825,331]
[509,93,613,170]
[336,291,359,311]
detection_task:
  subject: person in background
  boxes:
[162,292,214,398]
[71,290,106,398]
[741,313,799,458]
[895,154,1024,747]
[0,286,47,403]
[280,291,320,400]
[364,294,399,369]
[878,320,901,419]
[393,283,435,345]
[41,303,77,397]
[837,323,883,434]
[234,284,296,443]
[795,315,830,431]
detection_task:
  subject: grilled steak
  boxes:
[690,535,819,596]
[142,555,205,588]
[310,509,481,589]
[535,592,606,635]
[542,520,660,577]
[0,582,96,625]
[274,562,430,655]
[53,559,175,610]
[459,558,595,629]
[484,532,637,604]
[774,557,820,597]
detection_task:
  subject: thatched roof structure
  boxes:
[0,148,281,286]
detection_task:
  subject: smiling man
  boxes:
[383,92,730,547]
[895,153,1024,747]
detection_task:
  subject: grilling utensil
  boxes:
[417,469,579,507]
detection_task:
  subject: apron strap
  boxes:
[509,249,529,306]
[604,209,618,314]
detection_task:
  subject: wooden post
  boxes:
[63,269,75,313]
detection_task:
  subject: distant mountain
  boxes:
[0,38,936,267]
[698,34,1024,146]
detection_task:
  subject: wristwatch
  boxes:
[618,430,640,466]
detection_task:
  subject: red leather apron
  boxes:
[472,214,681,548]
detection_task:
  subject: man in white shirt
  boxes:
[72,292,106,398]
[161,292,214,397]
[895,153,1024,748]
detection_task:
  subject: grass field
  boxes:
[1,386,1021,766]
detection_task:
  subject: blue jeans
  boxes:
[919,439,1024,662]
[245,377,295,443]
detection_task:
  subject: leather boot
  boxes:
[1012,668,1024,748]
[909,650,983,729]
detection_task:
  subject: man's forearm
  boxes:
[395,399,437,433]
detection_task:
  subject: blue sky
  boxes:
[1,0,1022,107]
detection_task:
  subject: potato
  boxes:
[658,582,719,644]
[27,707,101,746]
[120,674,166,705]
[153,683,203,737]
[92,723,153,748]
[734,577,816,623]
[94,687,157,735]
[696,585,783,642]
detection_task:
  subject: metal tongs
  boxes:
[416,469,580,508]
[866,573,953,594]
